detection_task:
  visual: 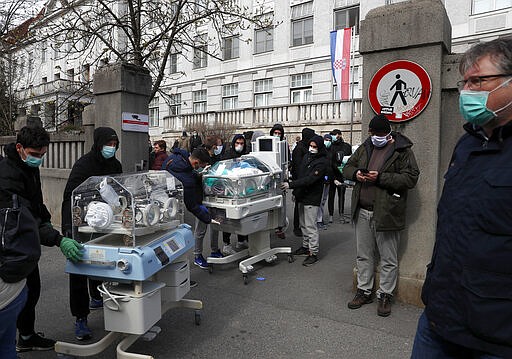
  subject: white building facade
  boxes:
[7,0,512,142]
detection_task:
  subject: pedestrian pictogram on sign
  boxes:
[368,60,432,122]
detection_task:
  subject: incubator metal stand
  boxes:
[203,136,293,284]
[55,171,201,359]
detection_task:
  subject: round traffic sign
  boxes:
[368,60,432,123]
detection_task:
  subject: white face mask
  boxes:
[213,145,223,156]
[371,133,391,148]
[235,144,244,153]
[309,146,318,154]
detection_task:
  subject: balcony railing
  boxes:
[160,99,362,132]
[17,79,91,99]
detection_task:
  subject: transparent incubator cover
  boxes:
[202,156,278,199]
[71,171,184,246]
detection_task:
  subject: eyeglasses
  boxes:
[457,74,512,92]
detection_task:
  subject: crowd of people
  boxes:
[1,36,511,359]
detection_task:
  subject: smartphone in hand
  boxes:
[360,168,369,174]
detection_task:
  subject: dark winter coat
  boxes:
[162,148,211,224]
[61,127,123,237]
[0,143,62,247]
[189,134,203,152]
[421,122,512,358]
[289,135,328,206]
[330,138,352,181]
[222,134,248,160]
[291,128,315,180]
[343,132,419,231]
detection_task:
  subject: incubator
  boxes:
[57,171,201,359]
[202,136,292,283]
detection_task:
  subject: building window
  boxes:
[223,36,239,60]
[254,79,273,107]
[169,53,178,74]
[41,42,47,63]
[472,0,512,14]
[193,38,208,69]
[290,73,312,103]
[82,64,90,82]
[222,83,239,110]
[334,66,360,100]
[28,52,33,73]
[67,69,74,81]
[193,90,207,113]
[334,6,359,35]
[255,27,273,54]
[169,93,181,116]
[291,1,313,46]
[149,97,159,127]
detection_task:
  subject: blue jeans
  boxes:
[411,311,503,359]
[0,286,28,359]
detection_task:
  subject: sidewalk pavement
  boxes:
[20,194,422,359]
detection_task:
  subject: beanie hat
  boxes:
[323,134,332,141]
[301,128,315,143]
[369,114,391,133]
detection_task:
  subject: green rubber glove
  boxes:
[60,237,84,262]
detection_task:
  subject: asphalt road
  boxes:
[19,192,422,359]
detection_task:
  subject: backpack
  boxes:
[0,194,41,283]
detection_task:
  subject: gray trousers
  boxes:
[354,208,400,297]
[194,217,219,256]
[298,202,319,255]
[316,183,330,223]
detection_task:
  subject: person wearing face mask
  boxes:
[280,135,328,267]
[343,114,419,318]
[0,126,83,355]
[61,126,122,341]
[220,134,249,255]
[163,147,221,269]
[315,134,333,230]
[270,124,289,239]
[189,130,203,153]
[411,37,512,359]
[329,129,352,224]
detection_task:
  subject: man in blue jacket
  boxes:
[411,36,512,358]
[162,147,220,269]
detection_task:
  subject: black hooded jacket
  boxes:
[61,127,123,237]
[0,143,62,246]
[222,134,248,160]
[291,128,315,180]
[270,124,285,141]
[289,134,328,206]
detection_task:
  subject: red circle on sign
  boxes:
[368,60,432,123]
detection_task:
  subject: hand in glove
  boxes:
[280,182,290,190]
[334,179,342,187]
[60,237,84,262]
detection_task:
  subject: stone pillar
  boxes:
[92,63,152,171]
[359,0,460,305]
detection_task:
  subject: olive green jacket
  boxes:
[343,132,419,231]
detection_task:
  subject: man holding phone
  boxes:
[343,114,419,317]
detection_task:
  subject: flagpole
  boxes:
[349,26,355,145]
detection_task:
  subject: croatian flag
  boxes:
[330,28,351,100]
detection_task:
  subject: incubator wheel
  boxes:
[243,274,248,285]
[194,310,201,325]
[288,255,294,263]
[208,264,213,274]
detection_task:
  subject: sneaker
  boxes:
[16,332,56,352]
[275,228,286,239]
[347,289,373,309]
[377,293,393,317]
[236,240,248,250]
[194,255,209,269]
[293,246,309,256]
[302,255,318,267]
[328,215,333,223]
[210,250,223,258]
[75,318,92,341]
[190,280,198,288]
[317,222,327,230]
[89,298,103,310]
[222,244,236,255]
